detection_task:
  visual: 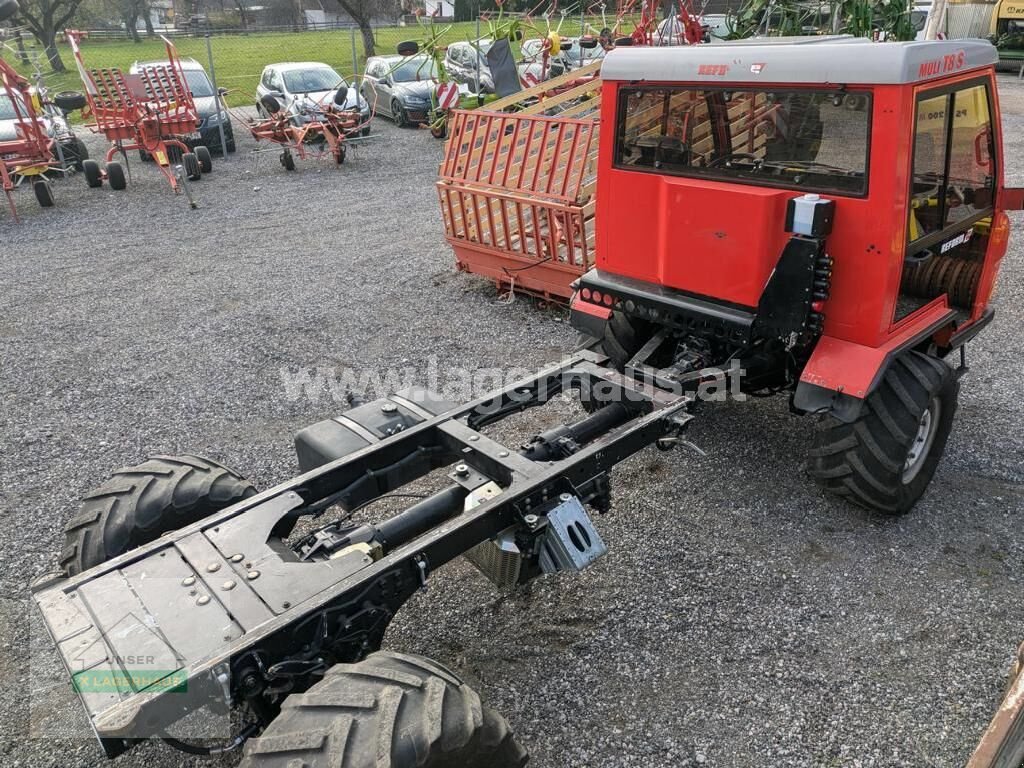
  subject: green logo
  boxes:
[72,669,187,693]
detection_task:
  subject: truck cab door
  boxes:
[895,76,1000,329]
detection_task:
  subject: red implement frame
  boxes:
[0,57,56,220]
[246,101,362,169]
[436,61,602,302]
[67,30,202,193]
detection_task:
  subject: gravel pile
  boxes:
[1,76,1022,768]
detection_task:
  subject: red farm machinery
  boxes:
[67,31,213,197]
[26,36,1024,768]
[0,55,59,218]
[438,60,604,301]
[247,91,364,170]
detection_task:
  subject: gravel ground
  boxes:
[1,75,1023,768]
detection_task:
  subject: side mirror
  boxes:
[267,90,284,99]
[382,77,393,87]
[218,87,228,96]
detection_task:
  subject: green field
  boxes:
[2,17,628,110]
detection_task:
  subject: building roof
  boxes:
[600,37,998,85]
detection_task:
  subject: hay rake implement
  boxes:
[67,31,212,199]
[0,55,59,219]
[245,91,365,172]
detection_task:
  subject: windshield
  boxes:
[391,57,438,82]
[183,69,214,97]
[284,67,346,94]
[615,86,870,196]
[566,44,605,65]
[0,93,23,120]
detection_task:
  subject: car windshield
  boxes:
[565,43,605,65]
[183,69,214,97]
[615,86,871,196]
[284,67,346,94]
[391,57,438,82]
[0,93,24,119]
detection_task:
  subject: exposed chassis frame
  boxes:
[32,350,692,758]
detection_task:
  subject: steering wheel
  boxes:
[708,152,759,168]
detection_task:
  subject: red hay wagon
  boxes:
[67,31,212,195]
[436,61,602,301]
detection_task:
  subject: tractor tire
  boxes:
[280,149,295,171]
[83,159,103,188]
[106,161,127,190]
[33,179,54,207]
[577,312,652,412]
[59,454,256,576]
[808,351,958,515]
[238,651,528,768]
[195,145,213,174]
[335,144,346,165]
[182,152,202,181]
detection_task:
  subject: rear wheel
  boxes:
[60,454,256,576]
[195,145,213,174]
[808,350,958,514]
[238,651,528,768]
[33,178,54,207]
[106,161,127,190]
[83,159,103,188]
[578,311,652,411]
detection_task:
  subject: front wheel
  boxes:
[195,144,213,174]
[808,350,958,515]
[106,161,127,190]
[83,159,103,188]
[33,178,54,207]
[182,152,201,181]
[60,454,256,576]
[392,100,407,128]
[239,651,528,768]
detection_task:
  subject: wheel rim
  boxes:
[902,397,941,483]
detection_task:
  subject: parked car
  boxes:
[361,54,438,127]
[129,58,234,154]
[256,62,371,136]
[0,90,88,170]
[443,40,495,94]
[518,37,606,84]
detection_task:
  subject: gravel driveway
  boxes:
[1,76,1022,768]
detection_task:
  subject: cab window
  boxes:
[908,81,995,246]
[613,86,871,196]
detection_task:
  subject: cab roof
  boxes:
[600,37,998,86]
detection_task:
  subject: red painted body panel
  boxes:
[595,68,1008,400]
[800,300,955,396]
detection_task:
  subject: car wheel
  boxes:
[392,100,407,128]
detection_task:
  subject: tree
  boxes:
[332,0,399,59]
[17,0,89,71]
